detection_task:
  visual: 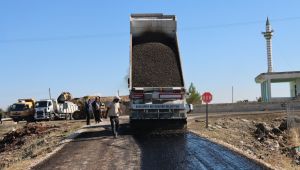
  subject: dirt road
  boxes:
[32,118,263,170]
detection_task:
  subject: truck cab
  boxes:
[9,99,35,122]
[35,99,57,120]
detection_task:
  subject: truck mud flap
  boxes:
[130,119,187,132]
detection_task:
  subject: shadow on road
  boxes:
[74,124,133,141]
[133,132,189,170]
[133,132,265,170]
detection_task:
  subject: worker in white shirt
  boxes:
[106,96,122,138]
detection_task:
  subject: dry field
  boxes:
[189,112,300,170]
[0,120,86,170]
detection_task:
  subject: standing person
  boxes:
[88,99,94,122]
[98,98,103,122]
[106,96,122,138]
[0,111,2,124]
[92,97,101,123]
[85,98,91,125]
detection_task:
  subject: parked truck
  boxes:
[129,13,190,129]
[9,99,35,122]
[34,99,79,120]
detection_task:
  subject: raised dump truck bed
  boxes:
[130,14,184,88]
[129,13,188,129]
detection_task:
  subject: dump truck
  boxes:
[34,99,79,120]
[9,99,35,122]
[129,13,190,129]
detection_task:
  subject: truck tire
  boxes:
[12,118,19,123]
[26,115,35,122]
[72,111,82,120]
[50,113,55,121]
[65,113,71,120]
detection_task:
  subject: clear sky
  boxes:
[1,1,300,109]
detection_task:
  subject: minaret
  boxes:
[262,17,274,73]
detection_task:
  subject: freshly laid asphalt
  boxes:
[32,117,263,170]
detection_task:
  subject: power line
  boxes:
[181,16,300,30]
[0,32,127,43]
[1,16,300,43]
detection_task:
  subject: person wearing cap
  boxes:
[106,96,122,137]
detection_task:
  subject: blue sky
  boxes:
[1,1,300,108]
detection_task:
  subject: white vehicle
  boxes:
[35,99,78,120]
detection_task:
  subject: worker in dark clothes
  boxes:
[0,112,2,124]
[92,96,102,123]
[85,98,91,125]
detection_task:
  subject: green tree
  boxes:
[187,83,201,104]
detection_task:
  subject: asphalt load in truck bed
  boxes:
[132,36,183,87]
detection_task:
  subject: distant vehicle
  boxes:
[129,14,189,129]
[34,99,79,120]
[9,99,35,122]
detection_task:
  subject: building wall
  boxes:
[290,81,296,97]
[290,79,300,97]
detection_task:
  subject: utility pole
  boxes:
[232,86,234,103]
[49,88,52,100]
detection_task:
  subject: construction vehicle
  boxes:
[9,99,35,122]
[34,99,79,120]
[71,97,89,120]
[57,92,73,103]
[72,96,106,120]
[129,13,190,129]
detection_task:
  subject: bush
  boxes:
[187,83,201,104]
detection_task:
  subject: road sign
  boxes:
[202,92,213,129]
[202,92,213,103]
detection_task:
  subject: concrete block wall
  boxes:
[193,101,300,113]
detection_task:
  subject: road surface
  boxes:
[33,119,264,170]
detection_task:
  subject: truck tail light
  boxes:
[132,93,144,99]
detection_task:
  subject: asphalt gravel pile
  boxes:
[132,32,183,87]
[253,119,300,164]
[0,123,59,152]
